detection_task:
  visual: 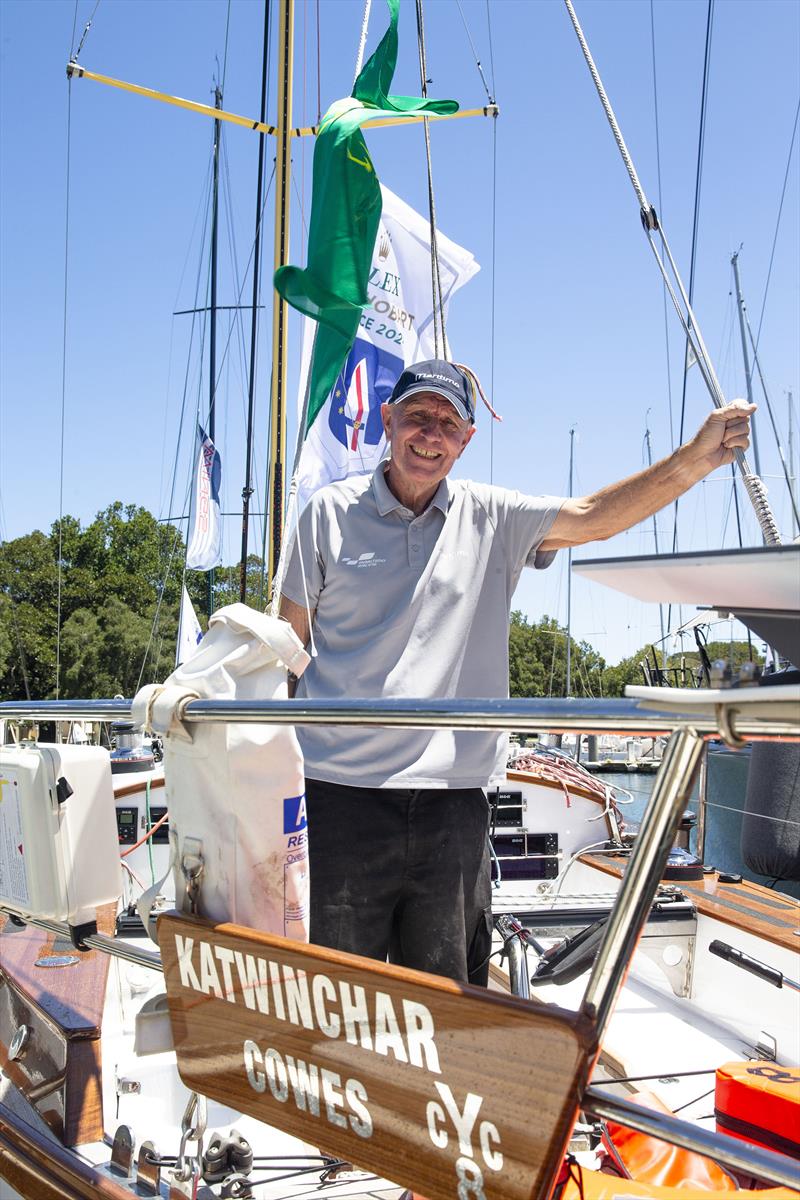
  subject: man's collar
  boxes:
[372,463,450,517]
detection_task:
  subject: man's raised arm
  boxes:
[539,401,756,550]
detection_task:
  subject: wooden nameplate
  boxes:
[160,912,596,1200]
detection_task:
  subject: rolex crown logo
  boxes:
[378,234,391,261]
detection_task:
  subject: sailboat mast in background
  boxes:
[267,0,294,594]
[207,82,223,616]
[239,1,272,602]
[644,414,667,659]
[731,249,761,475]
[566,424,575,698]
[789,390,798,538]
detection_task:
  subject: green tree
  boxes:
[0,531,58,697]
[206,553,268,611]
[0,505,187,700]
[508,611,607,698]
[60,597,178,698]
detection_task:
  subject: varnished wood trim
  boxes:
[0,912,113,1038]
[0,908,113,1147]
[112,774,165,800]
[580,854,800,953]
[0,1102,132,1200]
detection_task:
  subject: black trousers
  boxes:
[305,778,493,986]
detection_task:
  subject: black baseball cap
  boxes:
[387,359,475,424]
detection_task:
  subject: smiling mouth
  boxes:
[410,445,441,460]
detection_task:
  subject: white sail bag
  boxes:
[133,604,310,940]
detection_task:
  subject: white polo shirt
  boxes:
[281,465,563,788]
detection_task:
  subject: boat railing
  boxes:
[1,692,798,1194]
[2,693,798,738]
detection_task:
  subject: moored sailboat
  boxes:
[1,1,799,1198]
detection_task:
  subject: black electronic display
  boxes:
[116,806,138,844]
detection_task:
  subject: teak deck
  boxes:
[581,854,800,954]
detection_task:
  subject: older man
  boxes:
[279,358,754,985]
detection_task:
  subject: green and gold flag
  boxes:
[274,0,458,431]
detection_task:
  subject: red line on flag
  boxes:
[350,363,365,452]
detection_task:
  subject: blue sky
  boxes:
[1,0,798,666]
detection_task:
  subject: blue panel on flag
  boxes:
[283,793,307,834]
[328,337,403,450]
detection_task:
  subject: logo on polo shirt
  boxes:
[340,551,387,568]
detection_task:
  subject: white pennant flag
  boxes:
[186,423,222,570]
[294,185,480,512]
[176,585,203,667]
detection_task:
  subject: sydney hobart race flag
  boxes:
[294,186,479,511]
[185,423,222,571]
[273,0,476,513]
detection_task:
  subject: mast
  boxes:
[644,416,667,669]
[731,250,761,475]
[240,0,271,603]
[789,390,798,537]
[207,82,223,618]
[565,425,575,698]
[267,0,295,595]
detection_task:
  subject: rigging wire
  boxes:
[316,0,322,124]
[205,167,278,463]
[564,0,779,548]
[221,134,258,424]
[158,158,216,516]
[649,0,674,454]
[71,0,101,62]
[56,30,80,699]
[69,2,79,58]
[753,95,800,355]
[744,306,800,532]
[163,167,214,556]
[241,0,272,598]
[485,0,496,98]
[144,164,278,670]
[481,0,499,483]
[670,0,714,557]
[220,0,232,94]
[449,0,501,465]
[454,0,493,103]
[415,0,447,358]
[136,168,214,688]
[485,1,498,482]
[353,0,373,83]
[489,114,498,485]
[301,0,307,249]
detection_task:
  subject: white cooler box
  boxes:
[0,743,122,936]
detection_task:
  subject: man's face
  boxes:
[381,393,475,492]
